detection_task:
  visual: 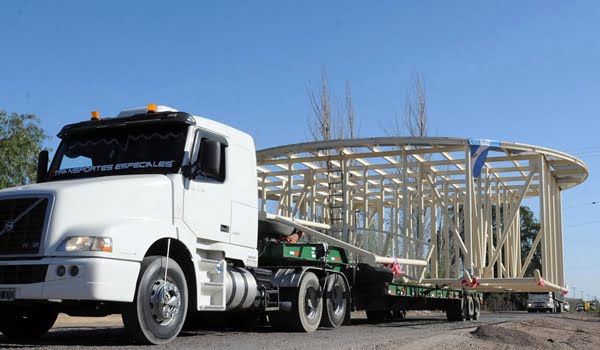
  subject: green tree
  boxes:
[0,111,49,188]
[484,205,541,311]
[519,206,541,277]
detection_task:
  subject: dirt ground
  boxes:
[9,311,599,349]
[434,312,600,350]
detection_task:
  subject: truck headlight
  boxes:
[527,303,532,307]
[57,236,113,252]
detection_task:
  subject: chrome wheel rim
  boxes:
[304,286,319,320]
[331,284,345,316]
[149,279,181,326]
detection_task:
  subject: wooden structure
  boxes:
[256,137,587,293]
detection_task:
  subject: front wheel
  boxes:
[122,256,188,345]
[0,305,58,339]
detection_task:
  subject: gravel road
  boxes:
[1,311,598,349]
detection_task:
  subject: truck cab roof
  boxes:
[58,106,196,137]
[57,105,256,152]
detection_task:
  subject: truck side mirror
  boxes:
[36,150,49,183]
[199,139,221,179]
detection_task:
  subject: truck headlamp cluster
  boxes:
[57,236,113,252]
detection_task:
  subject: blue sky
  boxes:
[1,1,599,299]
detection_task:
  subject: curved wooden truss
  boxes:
[256,137,587,293]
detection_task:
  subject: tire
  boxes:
[446,299,466,322]
[270,272,322,332]
[122,256,188,345]
[392,308,407,320]
[473,296,481,320]
[320,274,348,328]
[258,219,295,237]
[0,305,58,339]
[464,295,474,321]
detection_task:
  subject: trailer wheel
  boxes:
[392,309,407,320]
[464,295,475,320]
[270,272,322,332]
[0,305,58,339]
[446,299,466,322]
[473,296,481,320]
[122,256,188,345]
[320,274,347,328]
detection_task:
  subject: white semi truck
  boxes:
[0,105,480,344]
[527,292,564,313]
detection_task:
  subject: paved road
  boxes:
[0,311,565,350]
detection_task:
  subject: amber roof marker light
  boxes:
[90,111,101,120]
[147,104,157,113]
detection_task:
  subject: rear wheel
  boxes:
[270,272,322,332]
[0,305,58,339]
[122,256,188,345]
[464,295,474,320]
[320,274,347,328]
[392,309,407,320]
[473,296,481,320]
[446,299,466,322]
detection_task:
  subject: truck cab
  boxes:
[0,105,260,343]
[527,292,563,313]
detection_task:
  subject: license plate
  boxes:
[0,288,15,301]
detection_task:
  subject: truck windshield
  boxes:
[47,124,188,181]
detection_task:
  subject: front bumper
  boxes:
[0,257,140,302]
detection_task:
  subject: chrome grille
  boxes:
[0,198,48,255]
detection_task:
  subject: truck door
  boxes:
[183,129,231,243]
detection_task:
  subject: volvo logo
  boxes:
[3,221,14,233]
[0,221,15,238]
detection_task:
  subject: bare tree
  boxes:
[308,70,332,141]
[383,75,431,271]
[386,74,428,137]
[345,81,356,139]
[308,70,357,141]
[404,74,428,137]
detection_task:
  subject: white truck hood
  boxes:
[0,175,174,256]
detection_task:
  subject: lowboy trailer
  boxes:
[0,105,480,344]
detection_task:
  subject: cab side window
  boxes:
[193,133,227,183]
